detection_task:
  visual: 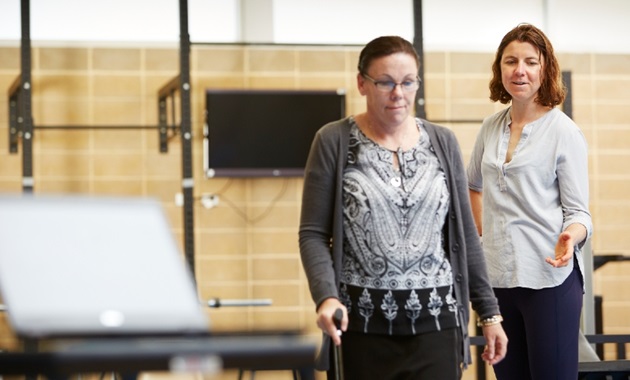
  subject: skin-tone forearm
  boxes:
[469,189,483,236]
[546,223,588,268]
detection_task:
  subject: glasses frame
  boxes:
[362,73,421,93]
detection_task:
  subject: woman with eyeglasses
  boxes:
[299,35,507,380]
[467,24,592,380]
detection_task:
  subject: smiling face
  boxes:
[357,52,419,128]
[500,40,543,106]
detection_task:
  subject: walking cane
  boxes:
[333,308,345,380]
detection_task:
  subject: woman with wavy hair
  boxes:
[467,24,592,380]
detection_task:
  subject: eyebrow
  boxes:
[503,55,540,61]
[372,74,418,80]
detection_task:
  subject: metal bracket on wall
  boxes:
[7,73,182,155]
[158,75,183,153]
[8,76,21,154]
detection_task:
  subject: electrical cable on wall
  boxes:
[199,178,290,225]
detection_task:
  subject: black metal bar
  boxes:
[23,338,38,380]
[0,335,317,378]
[170,91,177,133]
[191,41,363,48]
[595,296,604,359]
[618,342,626,360]
[8,74,23,153]
[584,334,630,345]
[469,336,486,346]
[584,334,630,360]
[179,0,196,280]
[593,254,630,271]
[8,90,19,153]
[562,71,573,119]
[158,97,169,153]
[31,125,177,130]
[592,254,630,359]
[20,0,34,193]
[412,0,426,120]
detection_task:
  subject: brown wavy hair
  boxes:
[489,24,566,107]
[357,36,420,75]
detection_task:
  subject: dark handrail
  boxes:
[593,254,630,271]
[31,125,178,130]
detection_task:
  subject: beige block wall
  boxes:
[1,44,629,379]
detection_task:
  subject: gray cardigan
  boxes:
[299,117,500,370]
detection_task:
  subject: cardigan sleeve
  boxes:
[299,122,341,308]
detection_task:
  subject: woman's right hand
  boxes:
[316,298,348,346]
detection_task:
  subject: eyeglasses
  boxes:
[362,74,421,93]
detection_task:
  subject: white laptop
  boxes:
[0,194,209,339]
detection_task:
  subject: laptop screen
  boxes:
[0,194,209,338]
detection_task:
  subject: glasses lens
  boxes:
[401,80,419,92]
[373,79,419,92]
[364,74,420,93]
[375,81,396,92]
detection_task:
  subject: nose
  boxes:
[390,83,405,97]
[515,61,526,75]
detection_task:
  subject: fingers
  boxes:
[316,299,347,346]
[483,337,507,365]
[481,343,495,363]
[547,233,574,267]
[545,251,572,267]
[481,325,508,366]
[316,314,341,345]
[481,345,502,365]
[545,256,569,267]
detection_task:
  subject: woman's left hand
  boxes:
[546,231,574,268]
[481,323,508,365]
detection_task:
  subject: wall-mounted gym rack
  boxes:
[7,0,196,278]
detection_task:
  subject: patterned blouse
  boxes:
[340,117,458,336]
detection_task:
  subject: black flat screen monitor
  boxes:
[204,89,346,177]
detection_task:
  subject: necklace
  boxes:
[361,117,417,152]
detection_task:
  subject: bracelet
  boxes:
[477,315,503,327]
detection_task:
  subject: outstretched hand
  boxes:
[546,231,574,268]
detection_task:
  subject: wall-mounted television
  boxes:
[203,89,346,178]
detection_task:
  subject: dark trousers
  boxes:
[492,267,583,380]
[327,327,462,380]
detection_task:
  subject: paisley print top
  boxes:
[340,117,458,336]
